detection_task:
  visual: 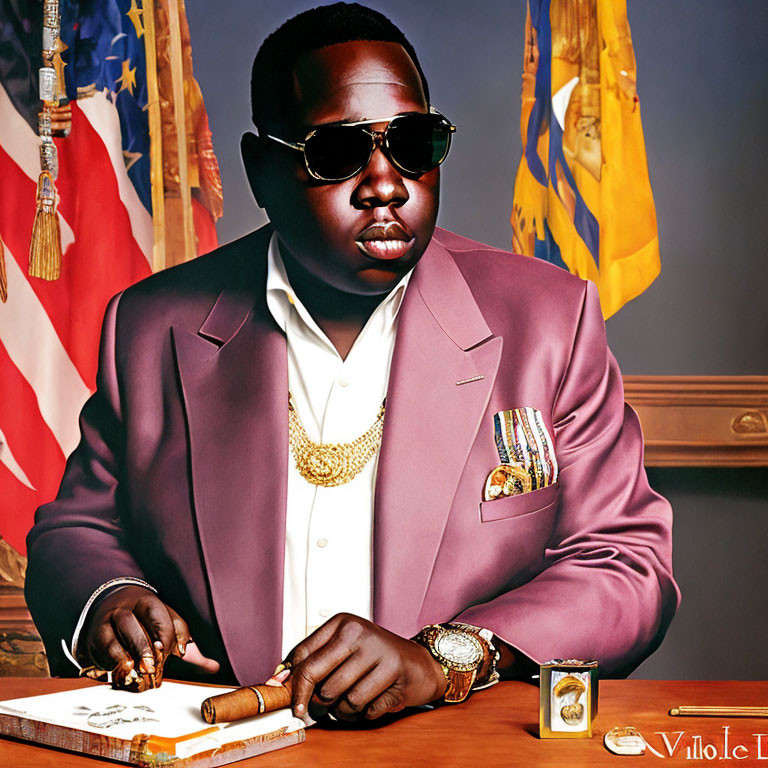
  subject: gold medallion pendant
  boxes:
[288,392,385,487]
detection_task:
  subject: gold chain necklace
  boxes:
[288,391,386,487]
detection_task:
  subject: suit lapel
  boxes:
[173,249,288,685]
[373,238,503,635]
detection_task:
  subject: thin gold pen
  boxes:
[670,706,768,718]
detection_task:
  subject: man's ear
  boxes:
[241,131,267,208]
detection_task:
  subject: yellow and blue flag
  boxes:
[511,0,659,319]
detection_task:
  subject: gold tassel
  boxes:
[28,170,62,281]
[0,235,7,302]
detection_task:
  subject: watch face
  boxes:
[435,630,483,670]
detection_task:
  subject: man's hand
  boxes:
[81,585,220,679]
[284,613,446,722]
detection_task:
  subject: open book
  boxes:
[0,681,305,767]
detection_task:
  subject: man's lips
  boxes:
[355,221,415,261]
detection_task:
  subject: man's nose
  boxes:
[352,143,409,209]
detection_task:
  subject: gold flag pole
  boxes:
[166,0,195,265]
[141,0,167,273]
[0,235,7,302]
[142,0,219,271]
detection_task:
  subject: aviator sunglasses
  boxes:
[265,107,456,182]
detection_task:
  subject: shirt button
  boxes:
[319,608,330,618]
[317,538,328,548]
[339,375,350,387]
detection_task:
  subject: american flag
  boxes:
[0,0,220,555]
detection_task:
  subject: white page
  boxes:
[0,681,303,756]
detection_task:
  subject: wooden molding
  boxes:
[0,586,48,677]
[0,539,48,677]
[623,375,768,467]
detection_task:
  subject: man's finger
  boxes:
[333,663,400,720]
[180,642,221,674]
[363,684,408,720]
[287,613,346,665]
[290,625,361,719]
[166,605,191,658]
[316,653,379,706]
[87,620,134,674]
[111,609,156,674]
[134,597,176,662]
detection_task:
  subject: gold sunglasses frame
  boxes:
[265,107,456,181]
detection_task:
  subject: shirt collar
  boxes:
[265,232,412,346]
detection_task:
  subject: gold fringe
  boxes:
[28,171,62,281]
[0,235,7,302]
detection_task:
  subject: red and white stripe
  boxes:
[0,80,153,554]
[77,91,153,264]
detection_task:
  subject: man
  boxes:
[26,3,678,723]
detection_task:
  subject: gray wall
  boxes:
[185,1,768,679]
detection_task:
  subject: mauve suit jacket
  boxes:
[26,225,679,683]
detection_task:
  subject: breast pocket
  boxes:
[479,483,559,523]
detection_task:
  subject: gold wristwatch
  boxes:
[415,623,496,703]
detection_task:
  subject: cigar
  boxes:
[201,680,292,724]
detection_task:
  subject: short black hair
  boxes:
[250,2,429,132]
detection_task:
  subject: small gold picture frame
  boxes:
[539,659,598,739]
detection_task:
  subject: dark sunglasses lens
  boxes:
[386,115,452,174]
[304,125,371,180]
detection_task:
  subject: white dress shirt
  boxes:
[266,234,410,657]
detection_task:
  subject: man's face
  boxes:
[249,40,440,296]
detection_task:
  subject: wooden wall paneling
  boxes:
[624,375,768,467]
[0,539,48,677]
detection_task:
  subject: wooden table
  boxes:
[2,678,767,766]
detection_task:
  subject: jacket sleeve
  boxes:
[455,281,680,677]
[25,292,147,676]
